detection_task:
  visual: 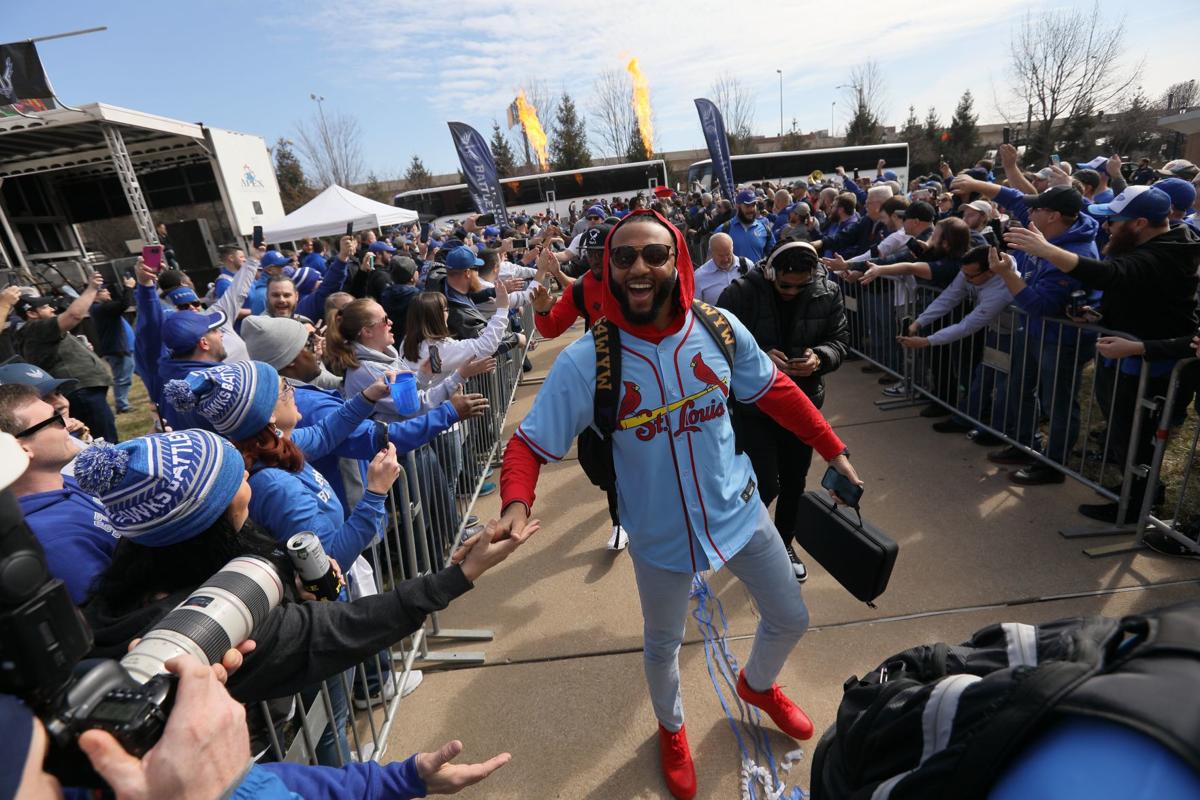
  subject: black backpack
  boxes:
[575,299,737,488]
[810,601,1200,799]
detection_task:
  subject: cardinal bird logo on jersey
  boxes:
[690,353,729,397]
[618,381,642,420]
[617,353,730,441]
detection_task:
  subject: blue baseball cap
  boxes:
[260,250,291,269]
[162,309,226,354]
[483,225,500,238]
[585,205,605,218]
[0,362,78,395]
[368,240,396,253]
[1153,177,1196,214]
[445,246,484,271]
[166,286,200,306]
[735,189,758,205]
[874,170,899,183]
[1087,185,1172,222]
[1076,156,1108,171]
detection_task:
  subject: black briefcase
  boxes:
[793,491,898,605]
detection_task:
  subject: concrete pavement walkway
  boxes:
[386,324,1200,798]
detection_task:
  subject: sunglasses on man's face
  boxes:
[609,244,674,270]
[15,411,66,439]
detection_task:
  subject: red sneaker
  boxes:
[736,669,814,740]
[657,723,697,799]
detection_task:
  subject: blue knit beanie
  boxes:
[163,361,280,442]
[292,266,320,295]
[74,430,245,547]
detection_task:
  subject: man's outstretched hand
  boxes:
[415,739,511,795]
[451,515,540,582]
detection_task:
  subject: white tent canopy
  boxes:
[261,184,418,242]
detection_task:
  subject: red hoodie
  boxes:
[501,210,843,513]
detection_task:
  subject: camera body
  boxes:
[0,496,283,787]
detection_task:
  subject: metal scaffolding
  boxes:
[101,123,159,245]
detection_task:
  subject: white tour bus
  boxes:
[686,143,910,194]
[394,159,669,228]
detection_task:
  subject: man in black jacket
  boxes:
[91,276,135,414]
[718,240,849,581]
[440,246,520,351]
[1007,185,1200,522]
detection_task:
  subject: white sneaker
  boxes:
[787,545,808,583]
[606,525,629,551]
[352,669,423,710]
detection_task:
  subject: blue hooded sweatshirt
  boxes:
[295,384,459,515]
[234,756,426,799]
[997,186,1100,344]
[247,393,385,566]
[19,479,119,603]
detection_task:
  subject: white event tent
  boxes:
[261,184,418,242]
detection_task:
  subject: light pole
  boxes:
[830,101,836,137]
[776,69,784,138]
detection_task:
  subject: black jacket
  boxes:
[1071,225,1200,342]
[90,284,133,357]
[717,265,849,406]
[84,565,473,703]
[823,215,887,259]
[380,283,419,331]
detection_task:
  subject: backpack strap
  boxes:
[690,299,737,369]
[939,660,1099,797]
[572,278,590,329]
[591,316,622,437]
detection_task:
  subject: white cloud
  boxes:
[277,0,1184,169]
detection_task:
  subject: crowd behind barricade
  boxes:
[1,145,1199,797]
[722,150,1198,555]
[0,210,593,796]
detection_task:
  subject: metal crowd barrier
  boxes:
[837,271,1194,557]
[254,304,537,767]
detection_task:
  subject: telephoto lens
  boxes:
[287,532,343,601]
[120,555,285,684]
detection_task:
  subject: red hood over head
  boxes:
[600,209,694,343]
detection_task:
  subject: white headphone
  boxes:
[762,240,819,281]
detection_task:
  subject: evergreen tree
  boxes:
[946,91,980,169]
[900,106,936,176]
[923,107,947,172]
[626,120,649,162]
[549,92,592,171]
[489,121,518,178]
[403,155,432,190]
[273,137,315,213]
[362,172,389,203]
[844,101,882,146]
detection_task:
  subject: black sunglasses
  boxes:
[16,411,66,439]
[587,215,602,221]
[610,244,674,270]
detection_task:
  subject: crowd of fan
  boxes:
[0,213,599,796]
[673,150,1200,540]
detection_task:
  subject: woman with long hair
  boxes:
[325,298,494,421]
[400,284,510,390]
[856,216,973,289]
[164,360,396,568]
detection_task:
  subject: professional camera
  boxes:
[0,489,284,785]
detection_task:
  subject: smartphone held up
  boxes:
[142,245,164,273]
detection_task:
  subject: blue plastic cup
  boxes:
[389,372,421,416]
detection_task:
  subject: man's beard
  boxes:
[1104,224,1140,255]
[737,210,756,224]
[609,271,679,325]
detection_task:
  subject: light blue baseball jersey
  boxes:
[515,309,778,574]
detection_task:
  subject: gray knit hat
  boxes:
[241,315,308,370]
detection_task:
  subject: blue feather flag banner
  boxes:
[693,99,737,200]
[447,122,509,225]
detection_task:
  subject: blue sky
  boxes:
[6,0,1191,179]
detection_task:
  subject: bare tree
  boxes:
[841,61,887,144]
[590,68,635,158]
[1161,79,1198,112]
[1004,2,1142,162]
[710,72,756,154]
[293,107,365,188]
